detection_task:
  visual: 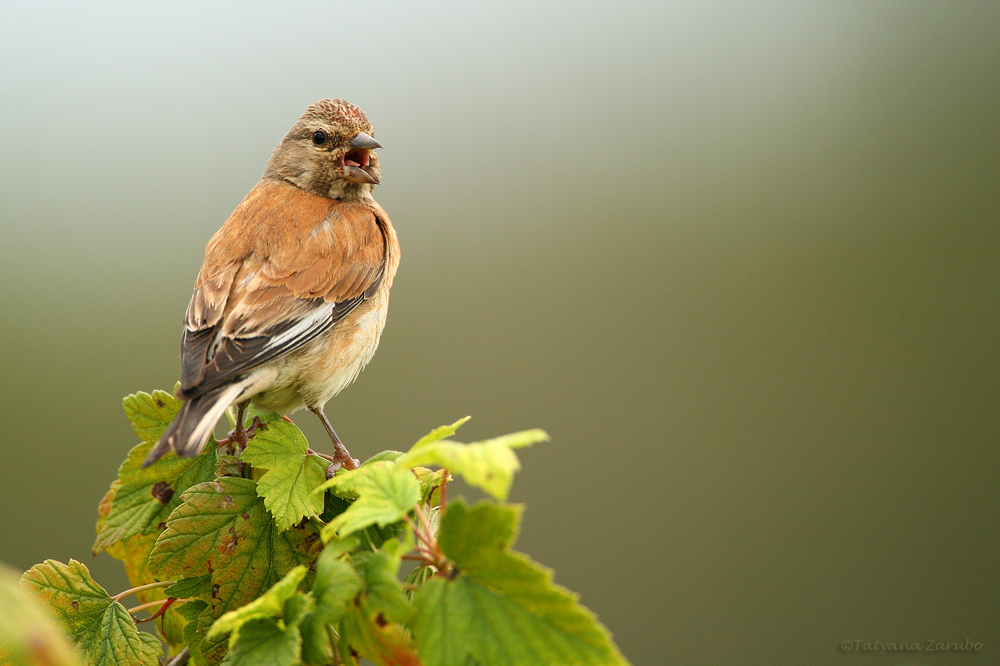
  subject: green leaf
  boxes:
[316,461,420,539]
[215,455,244,478]
[163,574,212,600]
[224,618,300,666]
[363,450,406,465]
[310,542,363,627]
[207,565,308,643]
[241,420,328,531]
[84,603,162,666]
[398,429,549,500]
[180,601,228,666]
[282,593,314,629]
[93,440,217,553]
[411,500,629,666]
[122,390,182,443]
[19,560,161,666]
[148,478,323,618]
[337,549,419,666]
[299,545,363,665]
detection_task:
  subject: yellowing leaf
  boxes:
[148,478,322,618]
[93,440,216,553]
[398,429,549,500]
[411,416,470,449]
[122,390,182,444]
[20,560,161,666]
[20,559,112,643]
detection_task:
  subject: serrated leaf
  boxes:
[20,559,112,642]
[122,390,182,443]
[19,560,161,666]
[84,603,161,666]
[398,429,548,500]
[317,462,421,539]
[177,599,208,622]
[208,565,308,643]
[225,618,300,666]
[164,575,212,600]
[412,500,629,666]
[240,420,328,531]
[93,439,217,553]
[148,477,323,618]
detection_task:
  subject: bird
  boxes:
[143,98,399,470]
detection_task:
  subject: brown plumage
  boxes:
[144,99,399,469]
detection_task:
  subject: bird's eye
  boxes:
[312,130,327,145]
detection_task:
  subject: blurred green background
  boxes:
[1,2,997,664]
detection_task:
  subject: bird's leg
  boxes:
[310,406,360,473]
[217,401,258,453]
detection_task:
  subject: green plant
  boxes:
[5,390,628,665]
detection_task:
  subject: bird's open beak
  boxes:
[342,132,383,185]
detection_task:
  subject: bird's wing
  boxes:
[179,179,388,397]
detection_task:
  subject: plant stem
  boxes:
[440,468,449,509]
[112,580,174,602]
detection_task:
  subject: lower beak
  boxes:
[343,164,380,184]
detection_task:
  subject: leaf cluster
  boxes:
[11,390,629,666]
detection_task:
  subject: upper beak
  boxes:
[342,131,383,184]
[349,131,383,150]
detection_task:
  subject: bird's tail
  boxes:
[142,383,245,467]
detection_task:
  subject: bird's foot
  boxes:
[316,444,360,478]
[217,415,264,453]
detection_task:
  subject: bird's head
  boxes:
[263,98,382,201]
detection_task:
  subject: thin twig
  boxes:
[112,580,174,603]
[440,468,449,509]
[413,503,436,542]
[403,515,436,552]
[129,597,194,622]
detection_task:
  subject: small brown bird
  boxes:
[144,99,399,470]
